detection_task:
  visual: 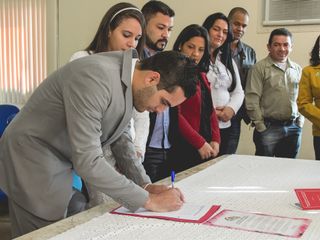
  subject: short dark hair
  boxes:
[268,28,292,46]
[228,7,249,20]
[172,24,210,73]
[85,2,145,56]
[310,35,320,66]
[138,51,198,98]
[141,1,175,23]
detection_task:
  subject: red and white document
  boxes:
[295,188,320,210]
[111,203,220,223]
[204,209,311,238]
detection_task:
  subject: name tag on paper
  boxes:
[295,188,320,210]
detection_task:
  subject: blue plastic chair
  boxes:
[0,104,19,137]
[0,104,20,201]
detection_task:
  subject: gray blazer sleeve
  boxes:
[111,124,151,186]
[63,62,148,211]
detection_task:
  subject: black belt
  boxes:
[264,118,297,126]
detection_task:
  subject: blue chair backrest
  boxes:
[0,104,20,201]
[0,104,20,137]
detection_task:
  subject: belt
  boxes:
[264,118,297,126]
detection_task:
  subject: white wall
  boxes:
[48,0,320,160]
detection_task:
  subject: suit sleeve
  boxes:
[64,64,148,211]
[111,124,151,186]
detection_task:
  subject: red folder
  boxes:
[295,188,320,210]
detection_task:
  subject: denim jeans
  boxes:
[219,116,241,156]
[253,123,302,158]
[314,136,320,160]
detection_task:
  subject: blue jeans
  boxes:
[219,117,241,155]
[314,136,320,160]
[253,123,302,158]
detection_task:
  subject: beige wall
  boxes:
[47,0,320,160]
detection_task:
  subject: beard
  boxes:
[133,86,157,112]
[145,35,168,52]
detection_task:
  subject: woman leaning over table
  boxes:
[170,24,220,173]
[297,35,320,160]
[202,13,244,156]
[69,2,149,208]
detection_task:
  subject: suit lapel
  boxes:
[107,49,136,144]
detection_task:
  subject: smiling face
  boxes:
[267,35,292,63]
[145,12,174,51]
[107,17,142,51]
[208,19,228,50]
[180,36,205,64]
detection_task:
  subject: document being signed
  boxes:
[111,203,220,223]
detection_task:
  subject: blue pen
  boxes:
[171,170,175,188]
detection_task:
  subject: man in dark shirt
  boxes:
[227,7,257,153]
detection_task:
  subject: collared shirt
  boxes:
[149,109,171,149]
[143,47,171,149]
[245,55,303,132]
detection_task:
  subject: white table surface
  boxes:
[16,155,320,239]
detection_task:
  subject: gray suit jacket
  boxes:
[0,49,150,220]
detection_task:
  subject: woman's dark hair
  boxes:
[172,24,210,73]
[310,35,320,66]
[202,12,237,92]
[85,2,145,57]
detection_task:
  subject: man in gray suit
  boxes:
[0,49,198,237]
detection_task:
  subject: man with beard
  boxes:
[140,1,174,58]
[140,1,176,182]
[227,7,257,154]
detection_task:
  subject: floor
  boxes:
[0,199,12,240]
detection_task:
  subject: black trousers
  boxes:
[143,147,171,182]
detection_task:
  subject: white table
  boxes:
[16,155,320,239]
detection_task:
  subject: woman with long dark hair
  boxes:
[203,12,244,155]
[170,24,220,172]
